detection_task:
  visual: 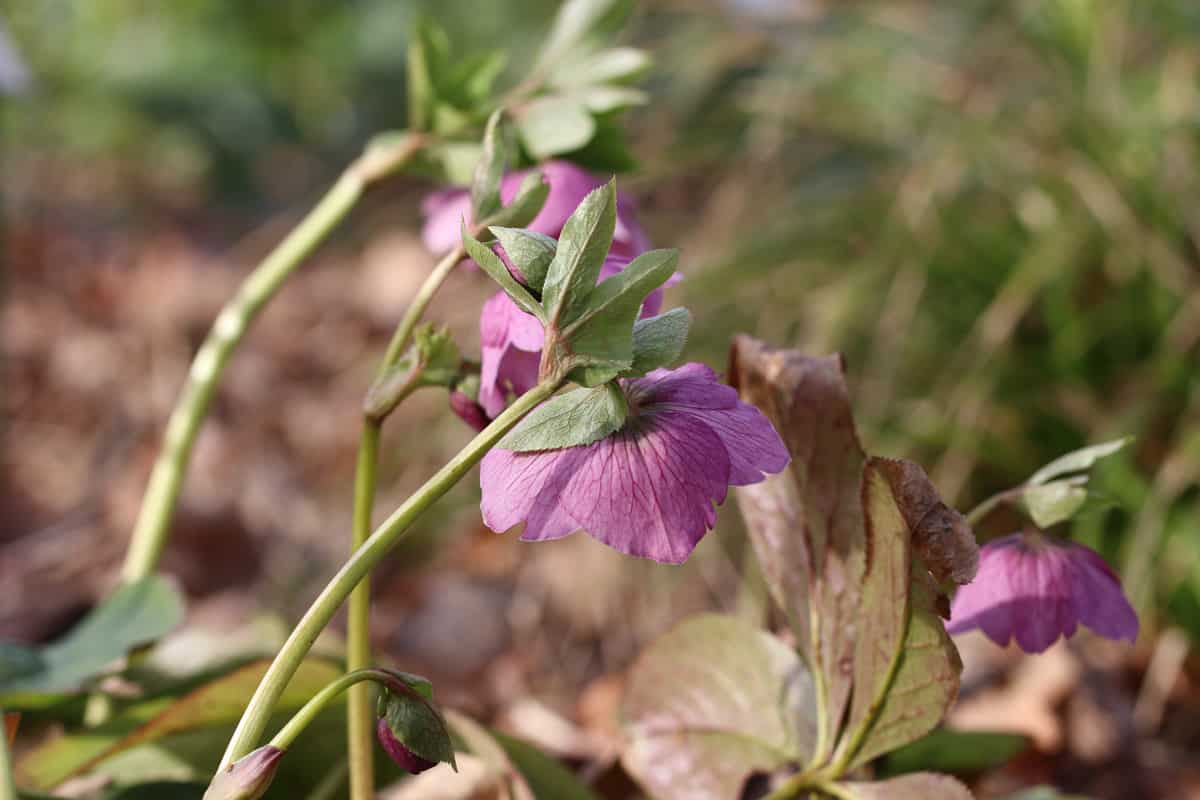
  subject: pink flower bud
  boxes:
[203,746,284,800]
[376,717,437,774]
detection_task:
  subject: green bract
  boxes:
[625,308,691,376]
[498,383,627,453]
[377,674,457,771]
[490,227,557,293]
[541,181,618,323]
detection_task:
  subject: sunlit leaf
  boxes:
[1027,438,1130,485]
[516,95,596,160]
[621,614,816,800]
[498,385,627,452]
[0,576,184,704]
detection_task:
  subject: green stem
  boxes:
[120,131,426,584]
[217,376,562,771]
[345,243,465,799]
[0,713,15,800]
[272,669,398,752]
[346,425,381,800]
[963,486,1023,528]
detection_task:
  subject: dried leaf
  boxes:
[873,458,978,587]
[729,336,866,751]
[837,772,974,799]
[621,614,816,800]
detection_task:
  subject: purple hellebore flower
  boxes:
[947,531,1139,654]
[376,717,437,774]
[479,363,790,564]
[420,160,651,258]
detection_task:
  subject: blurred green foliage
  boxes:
[5,0,1199,639]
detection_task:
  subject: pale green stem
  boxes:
[120,132,426,584]
[0,714,15,800]
[272,669,398,751]
[345,243,465,800]
[217,376,562,771]
[963,486,1024,528]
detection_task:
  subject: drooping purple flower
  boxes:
[449,389,489,432]
[476,251,674,418]
[479,363,790,564]
[947,531,1138,653]
[420,160,650,258]
[376,718,437,774]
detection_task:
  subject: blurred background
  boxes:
[2,0,1199,797]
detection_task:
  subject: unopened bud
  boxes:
[450,390,489,432]
[376,717,437,774]
[204,746,284,800]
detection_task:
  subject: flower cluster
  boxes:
[425,160,665,418]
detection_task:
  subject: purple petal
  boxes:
[1068,543,1139,643]
[1008,543,1074,653]
[628,363,741,410]
[421,189,471,255]
[479,345,540,419]
[480,447,588,541]
[667,401,791,485]
[481,416,732,564]
[480,292,543,352]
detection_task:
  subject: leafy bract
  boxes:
[534,0,635,74]
[471,111,506,220]
[0,576,184,704]
[461,223,544,320]
[625,308,691,376]
[879,729,1029,777]
[1027,437,1130,485]
[498,385,627,452]
[484,171,550,230]
[379,674,456,770]
[491,227,556,293]
[621,614,816,800]
[564,248,679,385]
[541,181,616,325]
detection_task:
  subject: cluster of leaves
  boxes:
[407,0,647,183]
[620,337,980,800]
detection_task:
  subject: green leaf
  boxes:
[516,95,596,160]
[483,171,550,230]
[879,729,1029,777]
[846,566,963,769]
[535,0,634,73]
[549,47,652,89]
[491,228,556,293]
[0,575,184,702]
[16,658,341,791]
[624,307,691,376]
[563,248,679,385]
[493,732,601,800]
[729,339,868,749]
[379,677,457,770]
[461,222,544,321]
[837,772,975,799]
[498,384,627,452]
[1019,478,1089,527]
[471,111,506,221]
[1028,437,1130,485]
[621,614,817,800]
[541,181,616,325]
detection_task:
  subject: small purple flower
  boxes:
[376,718,437,774]
[477,251,673,418]
[420,160,650,258]
[480,363,790,564]
[947,532,1138,653]
[205,745,284,800]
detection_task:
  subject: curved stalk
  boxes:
[216,376,562,772]
[120,132,427,583]
[272,669,399,752]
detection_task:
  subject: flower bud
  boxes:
[450,389,489,432]
[203,746,284,800]
[376,717,437,774]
